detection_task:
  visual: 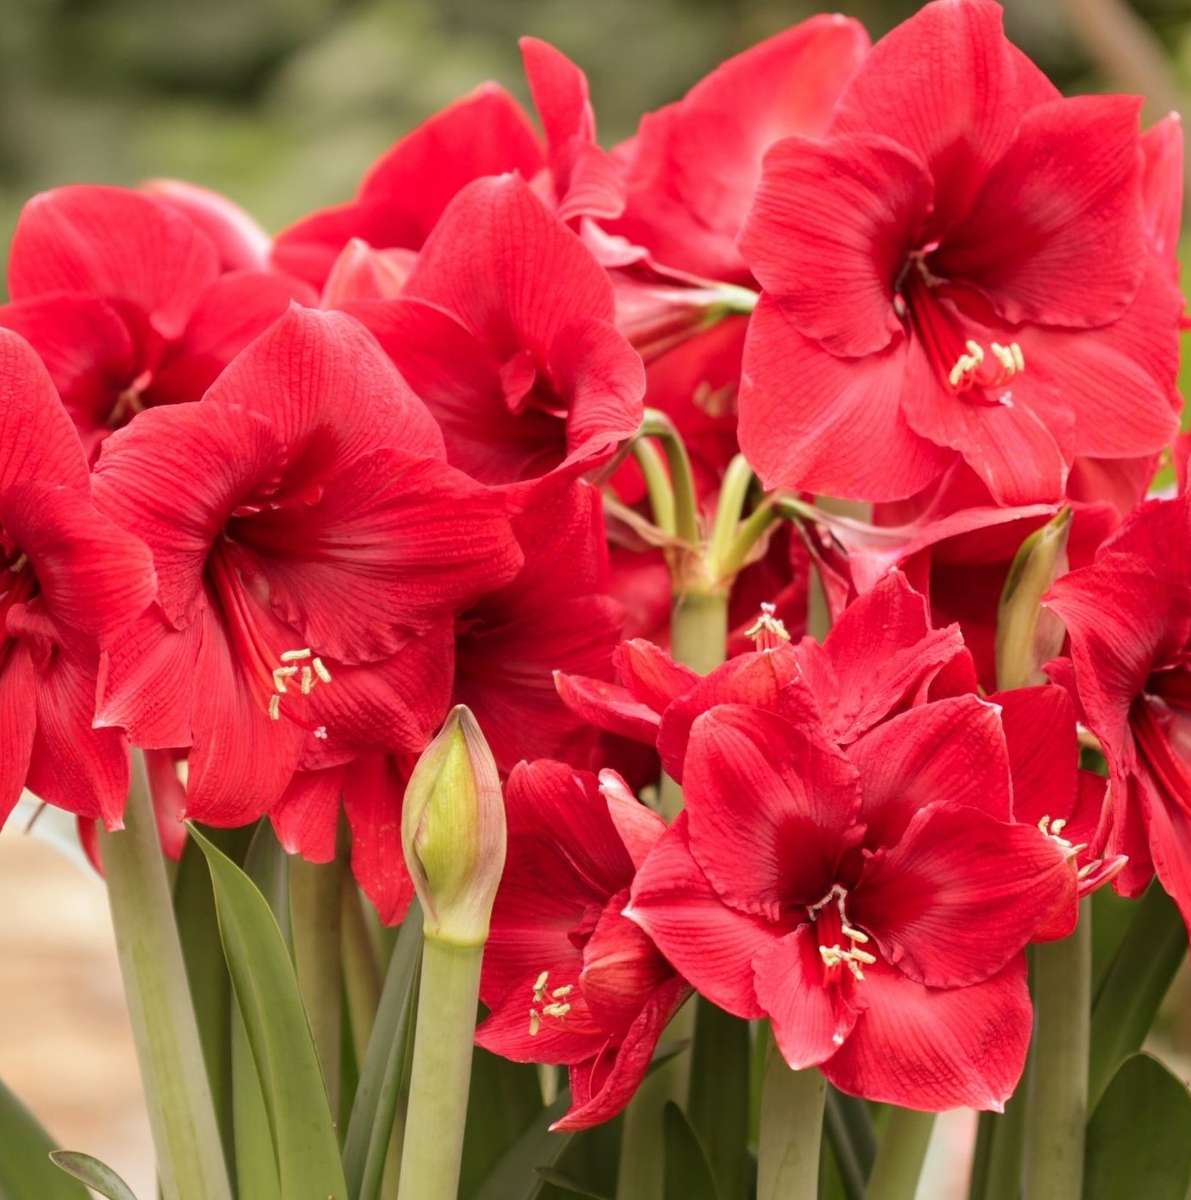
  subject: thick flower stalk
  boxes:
[398,706,506,1200]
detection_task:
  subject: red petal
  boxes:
[343,755,417,926]
[9,185,219,339]
[25,650,129,828]
[853,803,1075,988]
[992,686,1080,829]
[830,0,1059,226]
[939,96,1145,329]
[823,955,1031,1112]
[271,766,342,863]
[755,926,860,1069]
[683,705,861,919]
[739,297,949,501]
[246,450,521,661]
[405,174,615,353]
[203,306,444,465]
[600,769,666,869]
[741,133,930,356]
[92,399,284,629]
[0,297,136,456]
[849,696,1012,850]
[626,816,771,1018]
[477,972,606,1068]
[143,179,272,272]
[615,639,699,712]
[552,977,691,1131]
[0,646,36,825]
[0,482,155,643]
[1140,114,1184,267]
[0,328,90,492]
[553,673,662,745]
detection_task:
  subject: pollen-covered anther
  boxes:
[268,694,281,721]
[819,942,876,981]
[8,553,27,574]
[541,1002,572,1019]
[532,970,550,1005]
[272,665,297,694]
[1039,814,1087,860]
[948,339,1025,391]
[745,602,791,651]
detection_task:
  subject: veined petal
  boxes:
[739,297,950,501]
[849,696,1012,851]
[626,817,771,1019]
[0,646,37,826]
[755,926,860,1069]
[740,133,931,355]
[852,803,1075,988]
[823,955,1031,1113]
[343,755,417,927]
[9,185,219,339]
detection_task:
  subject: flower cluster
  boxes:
[0,0,1185,1137]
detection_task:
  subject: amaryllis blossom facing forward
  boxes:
[1046,492,1191,926]
[737,0,1181,504]
[628,699,1077,1109]
[0,330,155,828]
[1,185,310,456]
[477,761,690,1129]
[92,307,521,825]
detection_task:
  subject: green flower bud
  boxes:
[996,507,1072,691]
[402,705,506,946]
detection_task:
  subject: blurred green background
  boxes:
[1,0,1189,240]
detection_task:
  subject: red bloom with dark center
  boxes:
[1045,493,1191,924]
[476,760,689,1130]
[0,185,312,457]
[272,39,620,294]
[92,307,521,826]
[0,330,155,829]
[347,174,644,494]
[628,700,1076,1109]
[556,571,972,768]
[737,0,1181,504]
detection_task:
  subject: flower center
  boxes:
[0,540,36,664]
[527,969,575,1037]
[896,253,1025,403]
[205,542,333,727]
[808,883,875,986]
[745,602,791,651]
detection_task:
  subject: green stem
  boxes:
[397,937,484,1200]
[290,850,345,1114]
[641,408,700,546]
[757,1044,824,1200]
[706,454,755,568]
[968,1084,1029,1200]
[1022,901,1092,1200]
[98,755,233,1200]
[867,1109,935,1200]
[342,873,382,1063]
[632,438,677,537]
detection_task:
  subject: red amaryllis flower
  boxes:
[1045,493,1191,923]
[599,15,869,490]
[737,0,1181,504]
[477,760,690,1130]
[142,178,272,273]
[348,174,644,494]
[557,571,971,770]
[454,480,624,772]
[628,700,1075,1109]
[92,307,521,826]
[0,329,155,829]
[0,185,311,456]
[273,39,619,293]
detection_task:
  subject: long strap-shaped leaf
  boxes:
[342,902,424,1200]
[0,1078,89,1199]
[191,826,348,1200]
[48,1153,139,1200]
[1089,882,1186,1108]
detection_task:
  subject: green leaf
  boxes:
[687,1000,748,1200]
[459,1050,544,1196]
[48,1152,139,1200]
[342,902,424,1200]
[471,1088,576,1200]
[1085,1054,1191,1200]
[190,824,347,1200]
[663,1102,719,1200]
[0,1079,89,1199]
[534,1167,611,1199]
[174,824,254,1175]
[823,1088,875,1200]
[1089,882,1186,1107]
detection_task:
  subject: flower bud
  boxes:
[402,705,506,946]
[996,507,1072,690]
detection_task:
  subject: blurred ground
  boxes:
[0,828,154,1197]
